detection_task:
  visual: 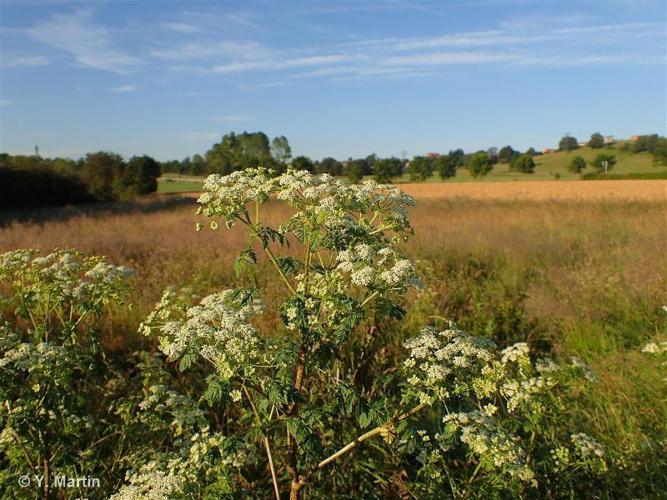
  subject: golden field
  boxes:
[399,179,667,202]
[1,179,666,494]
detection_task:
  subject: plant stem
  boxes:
[304,402,428,486]
[242,386,281,500]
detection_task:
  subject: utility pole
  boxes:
[34,145,40,158]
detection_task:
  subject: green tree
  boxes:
[498,145,518,163]
[346,160,365,184]
[206,131,275,174]
[589,133,604,149]
[632,134,659,153]
[124,155,161,195]
[509,154,536,174]
[291,155,314,172]
[271,136,292,163]
[558,135,579,152]
[81,152,125,200]
[651,137,667,165]
[568,155,587,173]
[434,155,457,179]
[467,152,494,179]
[449,149,465,168]
[373,157,402,183]
[191,154,206,176]
[590,153,617,173]
[316,157,343,175]
[408,156,433,181]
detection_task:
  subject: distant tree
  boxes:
[590,153,616,173]
[271,136,292,163]
[652,137,667,165]
[449,149,465,168]
[160,160,181,174]
[468,152,494,179]
[191,154,206,176]
[373,157,403,183]
[124,155,161,195]
[346,160,365,184]
[408,156,433,181]
[206,131,274,175]
[487,147,499,163]
[568,155,587,173]
[509,154,536,174]
[498,145,518,163]
[589,133,604,149]
[0,157,90,208]
[364,154,377,175]
[434,155,457,179]
[316,157,343,176]
[632,134,660,153]
[81,152,125,201]
[179,157,191,175]
[291,155,314,172]
[559,135,579,152]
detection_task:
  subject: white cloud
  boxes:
[211,53,355,74]
[110,84,136,92]
[161,22,201,34]
[2,55,49,68]
[27,10,143,73]
[150,40,270,61]
[381,51,520,67]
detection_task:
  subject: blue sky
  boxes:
[0,0,665,161]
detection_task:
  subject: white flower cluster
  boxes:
[148,289,268,381]
[197,168,416,238]
[569,432,607,473]
[641,327,667,382]
[196,167,277,225]
[403,326,496,403]
[443,411,535,482]
[571,432,605,460]
[0,249,132,313]
[642,341,667,355]
[111,432,245,500]
[336,243,422,292]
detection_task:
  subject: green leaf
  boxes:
[234,248,257,276]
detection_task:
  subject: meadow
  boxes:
[157,144,667,193]
[1,179,666,497]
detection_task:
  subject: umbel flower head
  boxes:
[142,288,268,382]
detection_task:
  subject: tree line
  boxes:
[0,152,160,209]
[161,131,547,184]
[3,131,665,210]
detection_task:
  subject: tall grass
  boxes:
[1,194,665,492]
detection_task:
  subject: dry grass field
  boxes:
[399,179,667,201]
[1,182,666,472]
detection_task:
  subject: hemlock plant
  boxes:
[116,169,604,499]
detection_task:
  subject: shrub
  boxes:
[0,250,133,498]
[468,152,494,179]
[590,153,617,173]
[568,155,587,174]
[509,154,535,174]
[114,168,606,498]
[408,156,433,181]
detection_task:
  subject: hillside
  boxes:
[396,142,665,183]
[157,142,666,192]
